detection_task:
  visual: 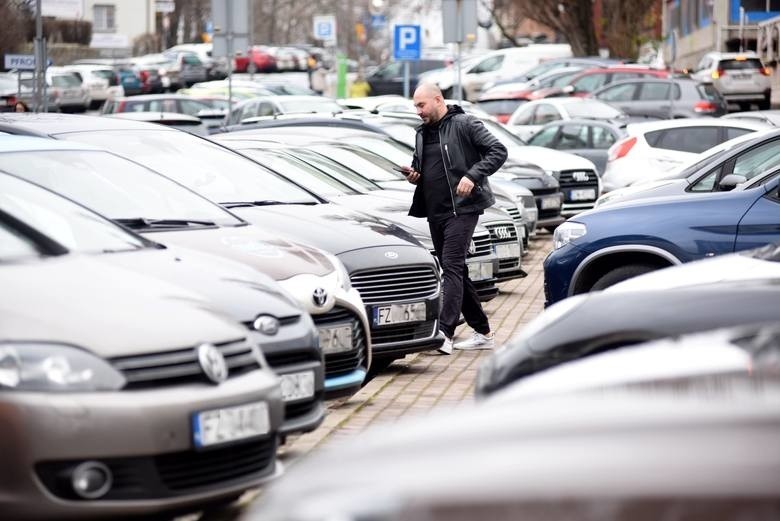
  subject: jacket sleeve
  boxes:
[464,117,508,184]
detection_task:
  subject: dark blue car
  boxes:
[544,175,780,305]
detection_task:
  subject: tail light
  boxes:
[694,101,718,113]
[139,70,149,83]
[761,66,772,76]
[711,68,725,79]
[607,136,637,162]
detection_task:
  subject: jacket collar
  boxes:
[415,104,465,132]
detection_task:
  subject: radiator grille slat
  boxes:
[350,265,439,305]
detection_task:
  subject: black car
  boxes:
[590,77,728,120]
[0,114,446,368]
[475,267,780,397]
[367,59,449,96]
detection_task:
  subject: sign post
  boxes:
[393,24,421,98]
[212,0,250,107]
[442,0,477,104]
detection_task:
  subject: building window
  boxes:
[93,4,116,32]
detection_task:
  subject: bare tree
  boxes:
[0,0,32,61]
[601,0,659,59]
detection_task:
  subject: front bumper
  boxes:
[542,243,587,307]
[0,370,284,520]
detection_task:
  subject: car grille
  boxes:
[312,306,367,378]
[484,220,519,246]
[371,320,436,345]
[111,338,260,389]
[469,231,492,258]
[285,399,320,420]
[35,437,276,500]
[499,258,521,270]
[264,350,319,368]
[350,265,439,305]
[558,169,599,202]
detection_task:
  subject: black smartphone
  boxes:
[392,165,409,175]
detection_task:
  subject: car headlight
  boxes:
[0,343,126,392]
[325,253,352,291]
[553,222,587,250]
[543,170,559,178]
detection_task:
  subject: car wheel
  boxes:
[366,356,396,379]
[591,264,656,291]
[760,93,772,110]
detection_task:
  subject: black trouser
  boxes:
[429,213,490,339]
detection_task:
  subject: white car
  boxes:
[418,44,572,101]
[600,118,769,193]
[691,51,772,110]
[506,97,626,141]
[62,64,124,109]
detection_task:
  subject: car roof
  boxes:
[625,117,771,134]
[0,134,102,153]
[536,118,626,129]
[0,112,180,135]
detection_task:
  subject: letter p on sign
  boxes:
[393,24,421,61]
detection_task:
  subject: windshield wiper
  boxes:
[221,200,317,208]
[116,218,216,229]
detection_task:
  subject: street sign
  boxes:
[4,54,37,71]
[393,24,421,61]
[313,15,337,45]
[442,0,477,43]
[370,14,386,28]
[212,0,250,57]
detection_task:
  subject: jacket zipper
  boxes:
[439,131,458,216]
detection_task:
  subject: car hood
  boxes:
[104,246,302,323]
[0,254,247,358]
[509,145,597,172]
[606,252,780,293]
[596,179,685,208]
[229,203,422,256]
[142,224,334,281]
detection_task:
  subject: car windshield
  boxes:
[239,148,359,196]
[345,136,414,165]
[311,144,403,182]
[60,129,320,205]
[277,99,343,113]
[566,101,623,119]
[0,172,148,254]
[291,148,383,192]
[0,149,242,227]
[50,74,81,87]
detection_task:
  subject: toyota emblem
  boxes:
[253,315,280,335]
[312,287,328,307]
[197,343,228,384]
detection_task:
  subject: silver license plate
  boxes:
[193,401,270,448]
[541,195,561,209]
[373,302,426,326]
[495,242,520,259]
[468,261,494,281]
[280,371,315,402]
[569,189,596,201]
[318,325,353,354]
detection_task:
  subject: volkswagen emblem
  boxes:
[312,287,328,307]
[384,251,399,259]
[253,315,280,335]
[197,343,228,384]
[572,171,590,182]
[468,240,477,255]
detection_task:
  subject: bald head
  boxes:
[413,83,447,125]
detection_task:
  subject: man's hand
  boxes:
[402,166,420,185]
[456,176,474,197]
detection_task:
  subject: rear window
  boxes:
[93,69,118,86]
[645,126,721,153]
[477,99,527,116]
[719,58,763,70]
[51,74,81,88]
[697,83,722,101]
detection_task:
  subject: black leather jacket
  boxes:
[409,105,507,218]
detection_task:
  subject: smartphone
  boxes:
[392,165,410,175]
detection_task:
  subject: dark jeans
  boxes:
[429,213,490,339]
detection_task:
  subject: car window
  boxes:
[698,83,722,102]
[527,126,559,147]
[241,149,358,196]
[549,70,580,87]
[592,126,617,148]
[511,105,535,126]
[312,144,401,182]
[51,74,81,87]
[726,127,754,140]
[178,98,210,116]
[689,165,723,192]
[597,83,636,101]
[572,73,607,92]
[639,82,679,101]
[471,55,504,74]
[557,124,588,149]
[732,139,780,181]
[347,136,413,166]
[719,58,764,70]
[533,104,560,125]
[293,149,382,192]
[477,99,527,117]
[256,101,275,117]
[375,62,402,77]
[611,72,643,82]
[646,127,721,153]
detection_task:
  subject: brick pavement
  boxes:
[199,233,552,520]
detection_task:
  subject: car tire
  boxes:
[366,356,396,379]
[591,264,656,291]
[760,93,772,110]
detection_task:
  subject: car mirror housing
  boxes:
[718,174,747,191]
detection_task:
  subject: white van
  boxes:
[419,44,572,101]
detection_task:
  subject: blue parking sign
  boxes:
[393,25,421,61]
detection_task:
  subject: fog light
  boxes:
[71,461,112,499]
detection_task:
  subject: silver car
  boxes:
[0,173,284,519]
[692,51,772,110]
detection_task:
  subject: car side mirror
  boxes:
[718,174,747,191]
[562,85,575,94]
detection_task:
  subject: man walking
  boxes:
[403,84,507,354]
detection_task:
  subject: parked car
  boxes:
[18,67,90,112]
[600,118,769,192]
[691,51,772,110]
[506,97,627,141]
[589,77,727,119]
[530,65,669,100]
[525,118,626,176]
[234,46,277,73]
[242,367,780,521]
[0,119,371,397]
[477,249,780,396]
[0,72,57,111]
[226,95,344,125]
[62,64,124,109]
[597,127,780,207]
[166,43,229,80]
[366,59,450,96]
[480,56,621,91]
[722,109,780,126]
[544,174,780,305]
[101,93,214,116]
[0,172,284,520]
[71,58,145,96]
[161,50,209,88]
[107,112,212,135]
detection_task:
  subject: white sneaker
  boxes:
[454,332,495,350]
[438,334,453,355]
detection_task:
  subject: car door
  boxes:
[635,81,678,119]
[367,62,404,96]
[593,82,639,115]
[734,177,780,251]
[519,103,559,140]
[643,126,724,173]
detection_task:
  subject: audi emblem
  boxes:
[572,171,590,182]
